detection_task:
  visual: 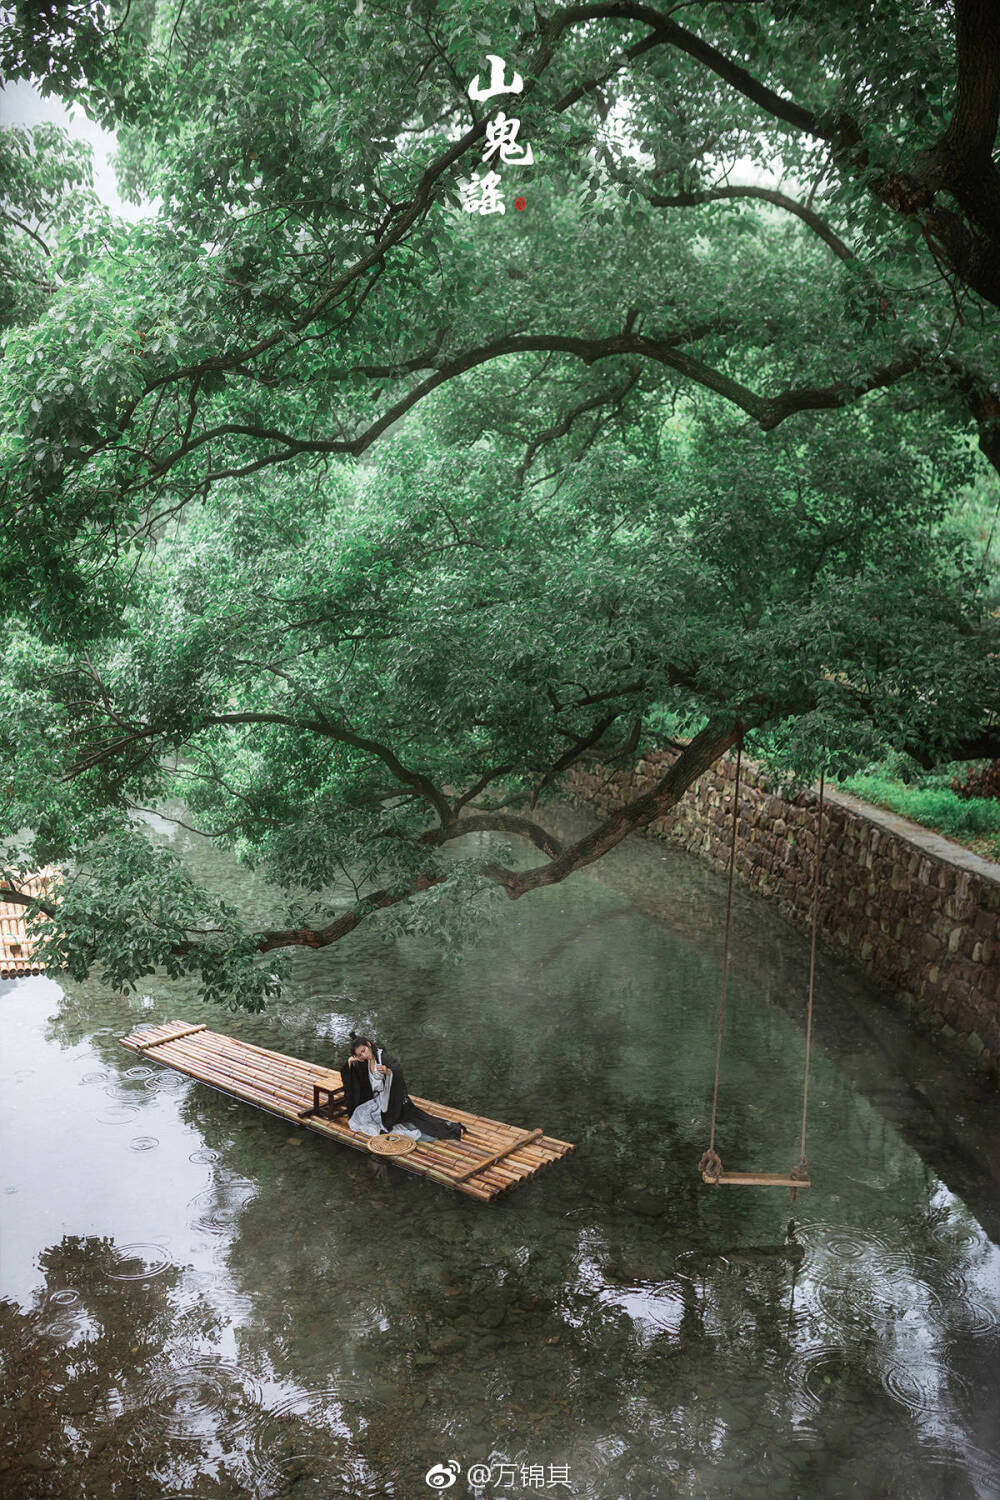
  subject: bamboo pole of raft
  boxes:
[447,1134,551,1178]
[469,1127,555,1163]
[441,1120,554,1166]
[139,1023,208,1049]
[416,1120,536,1168]
[147,1037,311,1116]
[152,1033,336,1102]
[181,1032,327,1100]
[448,1153,541,1194]
[421,1137,537,1189]
[123,1022,190,1048]
[122,1032,299,1104]
[452,1129,544,1182]
[145,1038,305,1118]
[414,1131,546,1184]
[408,1092,576,1151]
[207,1030,346,1077]
[167,1040,317,1118]
[187,1033,330,1092]
[186,1040,344,1117]
[447,1125,555,1172]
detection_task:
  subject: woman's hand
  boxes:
[376,1063,390,1076]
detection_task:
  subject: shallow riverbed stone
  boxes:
[430,1333,466,1355]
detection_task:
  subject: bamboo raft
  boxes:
[0,869,56,978]
[119,1022,575,1201]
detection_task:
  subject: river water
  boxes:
[1,803,998,1499]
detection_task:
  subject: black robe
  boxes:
[340,1046,464,1140]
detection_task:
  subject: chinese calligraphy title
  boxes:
[460,55,534,216]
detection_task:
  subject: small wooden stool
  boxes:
[298,1074,348,1122]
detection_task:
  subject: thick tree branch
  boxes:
[479,716,742,897]
[39,693,1000,968]
[579,1,1000,308]
[904,724,1000,770]
[546,3,844,142]
[420,812,564,859]
[645,185,854,261]
[934,0,1000,248]
[114,331,929,501]
[0,884,57,918]
[254,873,448,952]
[0,207,52,256]
[65,707,453,825]
[228,722,742,954]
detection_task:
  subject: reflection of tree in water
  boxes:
[604,1222,993,1499]
[0,1233,188,1496]
[0,1233,392,1496]
[4,1162,993,1497]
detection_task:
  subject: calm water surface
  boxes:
[1,803,998,1499]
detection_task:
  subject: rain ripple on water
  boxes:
[787,1340,950,1428]
[135,1357,264,1443]
[106,1242,174,1281]
[247,1388,363,1496]
[96,1102,141,1123]
[171,1268,254,1323]
[187,1181,258,1236]
[144,1069,189,1091]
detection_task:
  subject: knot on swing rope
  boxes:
[699,1148,723,1184]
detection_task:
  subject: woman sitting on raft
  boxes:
[342,1032,465,1142]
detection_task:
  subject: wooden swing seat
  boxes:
[701,1169,811,1188]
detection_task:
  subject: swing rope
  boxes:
[699,744,828,1195]
[797,765,825,1177]
[698,730,742,1185]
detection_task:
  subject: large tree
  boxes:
[3,387,996,1003]
[1,0,998,1001]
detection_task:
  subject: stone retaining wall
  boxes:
[558,750,1000,1086]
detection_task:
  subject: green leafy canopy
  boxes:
[1,0,998,1002]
